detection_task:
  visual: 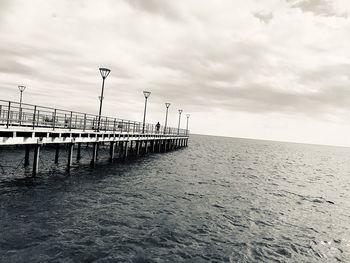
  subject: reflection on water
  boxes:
[1,135,350,262]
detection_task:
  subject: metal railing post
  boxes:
[37,110,40,127]
[52,109,57,131]
[6,101,11,128]
[32,105,37,129]
[69,111,72,131]
[83,114,87,131]
[95,115,98,131]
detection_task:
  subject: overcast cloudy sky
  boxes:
[1,0,350,146]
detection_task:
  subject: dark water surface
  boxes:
[1,135,350,262]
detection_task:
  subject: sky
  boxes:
[0,0,350,146]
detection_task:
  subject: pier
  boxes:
[0,99,189,176]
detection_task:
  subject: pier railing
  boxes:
[0,100,189,135]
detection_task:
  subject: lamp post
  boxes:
[97,67,111,131]
[186,114,190,135]
[177,109,183,135]
[18,85,26,123]
[164,102,170,134]
[142,91,151,133]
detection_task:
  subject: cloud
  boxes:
[124,0,184,20]
[287,0,350,17]
[254,11,274,24]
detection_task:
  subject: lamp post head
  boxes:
[143,91,151,99]
[178,109,183,115]
[18,85,26,92]
[165,102,171,108]
[99,67,111,79]
[186,114,190,118]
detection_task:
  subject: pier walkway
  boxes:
[0,100,189,176]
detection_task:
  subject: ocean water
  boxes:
[0,134,350,262]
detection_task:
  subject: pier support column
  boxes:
[32,144,41,177]
[145,141,148,154]
[76,143,81,162]
[118,141,124,159]
[55,144,59,164]
[110,142,115,162]
[164,140,167,153]
[124,141,129,160]
[91,143,97,166]
[96,144,99,159]
[136,141,140,157]
[67,143,74,171]
[129,141,134,158]
[168,140,171,151]
[24,145,30,166]
[152,140,155,153]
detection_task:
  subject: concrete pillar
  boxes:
[67,143,74,171]
[110,142,115,162]
[124,141,129,160]
[32,144,41,177]
[119,141,124,158]
[158,140,162,152]
[91,143,97,166]
[76,143,81,161]
[54,144,59,164]
[136,141,140,157]
[144,141,148,154]
[24,145,30,166]
[164,140,167,153]
[168,140,171,151]
[127,141,132,158]
[152,140,155,153]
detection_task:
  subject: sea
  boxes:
[0,134,349,262]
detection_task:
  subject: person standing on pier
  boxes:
[156,122,160,133]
